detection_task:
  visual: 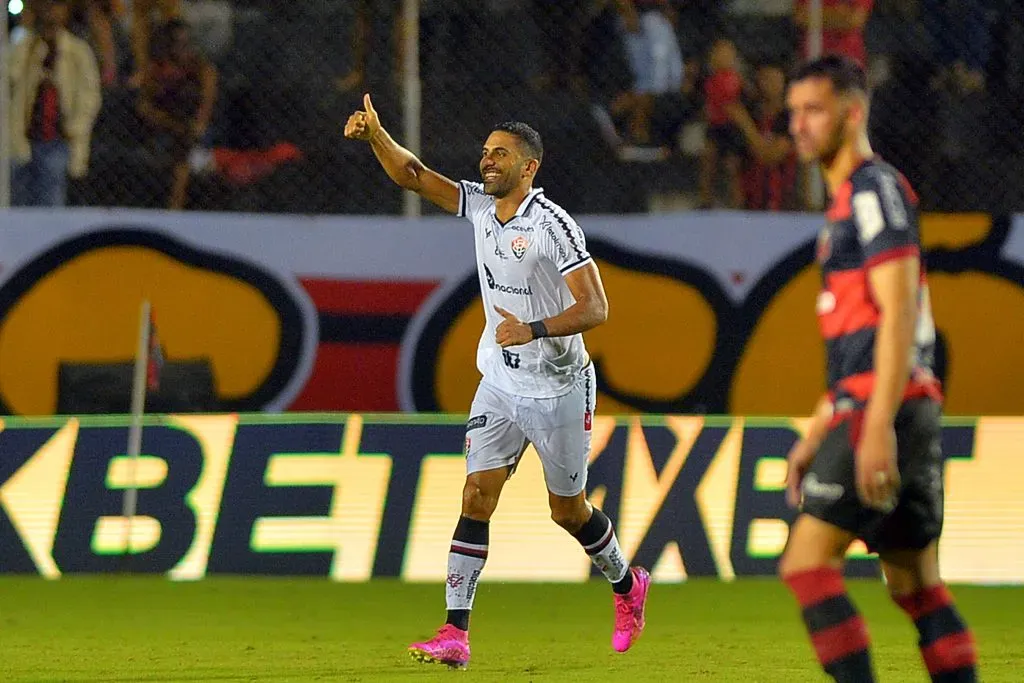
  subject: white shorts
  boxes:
[464,363,596,497]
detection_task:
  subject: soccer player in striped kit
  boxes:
[781,55,978,682]
[345,94,650,669]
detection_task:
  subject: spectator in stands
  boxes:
[137,18,218,209]
[793,0,873,67]
[698,37,746,208]
[614,0,686,145]
[126,0,230,89]
[19,0,120,87]
[726,63,801,211]
[126,0,179,88]
[9,0,101,207]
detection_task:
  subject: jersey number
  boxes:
[502,349,521,369]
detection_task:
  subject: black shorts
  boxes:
[801,398,945,554]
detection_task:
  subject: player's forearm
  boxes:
[865,302,916,426]
[368,127,426,191]
[534,297,608,338]
[804,394,835,449]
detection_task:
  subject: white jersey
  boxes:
[457,181,593,398]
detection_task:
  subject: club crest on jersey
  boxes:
[584,410,593,431]
[817,227,833,263]
[511,235,529,261]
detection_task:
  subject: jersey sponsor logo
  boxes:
[484,265,532,296]
[879,174,909,229]
[853,191,886,243]
[466,415,487,431]
[511,236,529,261]
[541,219,569,264]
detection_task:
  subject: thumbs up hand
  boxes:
[494,306,534,348]
[344,93,382,141]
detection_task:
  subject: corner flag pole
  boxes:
[121,299,152,561]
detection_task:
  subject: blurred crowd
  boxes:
[6,0,1024,214]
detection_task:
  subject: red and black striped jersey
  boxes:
[815,157,942,409]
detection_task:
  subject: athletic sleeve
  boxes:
[538,206,593,276]
[852,169,919,269]
[457,181,490,222]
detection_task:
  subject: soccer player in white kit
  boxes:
[345,94,651,669]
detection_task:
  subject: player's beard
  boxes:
[817,111,849,168]
[482,164,522,198]
[484,174,515,198]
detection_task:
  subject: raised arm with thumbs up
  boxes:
[343,93,460,213]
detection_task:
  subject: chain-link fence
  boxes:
[6,0,1024,214]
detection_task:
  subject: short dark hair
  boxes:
[493,121,543,162]
[790,54,867,96]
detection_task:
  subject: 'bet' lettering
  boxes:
[52,427,202,572]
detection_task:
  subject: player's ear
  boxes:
[524,158,540,178]
[848,92,869,129]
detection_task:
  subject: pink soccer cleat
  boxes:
[612,566,651,653]
[408,624,471,669]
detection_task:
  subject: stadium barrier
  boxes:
[1,209,1024,417]
[0,413,1021,584]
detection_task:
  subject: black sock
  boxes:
[572,508,632,594]
[446,609,470,632]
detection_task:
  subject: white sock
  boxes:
[446,542,487,612]
[445,516,490,620]
[584,525,630,584]
[574,508,630,584]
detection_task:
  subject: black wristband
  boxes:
[529,320,548,339]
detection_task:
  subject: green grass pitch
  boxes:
[0,577,1019,682]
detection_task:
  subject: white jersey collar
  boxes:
[490,187,544,222]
